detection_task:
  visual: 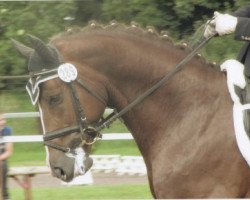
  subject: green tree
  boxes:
[0,1,76,80]
[1,0,250,88]
[74,0,103,27]
[99,0,237,39]
[101,0,167,28]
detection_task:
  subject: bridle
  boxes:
[30,33,215,154]
[40,64,106,153]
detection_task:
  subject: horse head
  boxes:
[12,35,107,182]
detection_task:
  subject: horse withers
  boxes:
[13,23,250,198]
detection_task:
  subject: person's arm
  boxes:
[204,4,250,38]
[0,142,13,160]
[234,4,250,18]
[233,4,250,41]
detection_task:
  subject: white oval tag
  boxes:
[58,63,78,82]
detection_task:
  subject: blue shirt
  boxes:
[0,127,11,137]
[0,127,12,155]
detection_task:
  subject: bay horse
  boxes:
[12,22,250,198]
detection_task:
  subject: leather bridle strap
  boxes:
[43,126,79,141]
[43,81,87,151]
[68,82,87,132]
[76,79,106,105]
[45,141,71,153]
[43,81,87,152]
[43,79,101,151]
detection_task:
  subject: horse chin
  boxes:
[73,156,92,175]
[84,156,93,171]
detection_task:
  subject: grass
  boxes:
[9,143,47,166]
[10,184,152,199]
[94,140,141,155]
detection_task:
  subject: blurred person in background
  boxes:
[0,114,13,200]
[204,4,250,135]
[204,4,250,76]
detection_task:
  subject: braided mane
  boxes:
[52,20,218,69]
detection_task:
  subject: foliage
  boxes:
[1,0,250,86]
[101,0,167,28]
[0,1,76,79]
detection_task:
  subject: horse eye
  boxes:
[47,93,63,106]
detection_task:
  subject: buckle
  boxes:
[81,126,102,145]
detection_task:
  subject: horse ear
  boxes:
[11,38,34,59]
[27,34,54,62]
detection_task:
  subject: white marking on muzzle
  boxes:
[66,147,86,176]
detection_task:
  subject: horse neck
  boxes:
[54,33,229,155]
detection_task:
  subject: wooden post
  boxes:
[23,175,32,200]
[0,160,3,200]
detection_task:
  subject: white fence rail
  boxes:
[3,112,40,118]
[3,109,113,119]
[2,109,132,143]
[92,155,147,176]
[2,133,133,143]
[8,155,147,178]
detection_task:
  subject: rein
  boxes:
[41,34,215,153]
[96,34,215,132]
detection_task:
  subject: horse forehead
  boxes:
[40,80,64,100]
[41,79,62,92]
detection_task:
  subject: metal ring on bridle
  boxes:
[65,147,71,153]
[82,126,100,145]
[85,137,98,145]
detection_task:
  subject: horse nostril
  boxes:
[53,167,67,181]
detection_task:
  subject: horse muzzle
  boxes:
[50,154,75,182]
[50,148,93,182]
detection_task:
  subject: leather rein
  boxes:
[40,34,215,153]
